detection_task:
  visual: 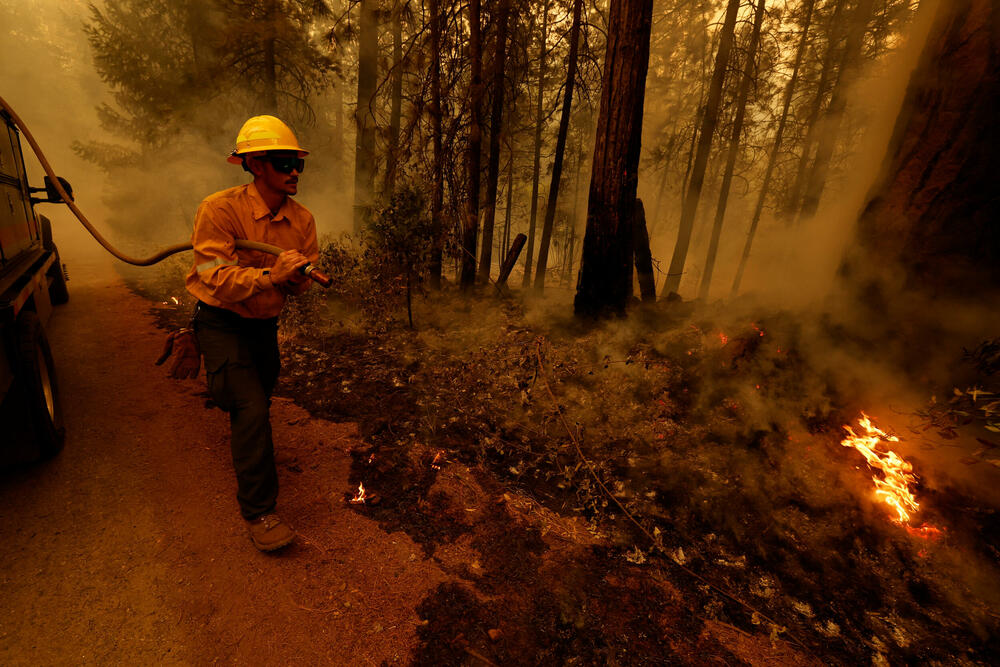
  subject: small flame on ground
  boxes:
[841,413,940,534]
[719,332,729,346]
[431,451,445,470]
[170,296,180,305]
[367,453,376,465]
[905,523,945,540]
[349,482,367,504]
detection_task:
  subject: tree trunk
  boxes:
[785,0,848,219]
[502,146,514,259]
[478,0,513,282]
[497,233,527,287]
[698,0,766,301]
[460,0,483,289]
[428,0,444,289]
[332,77,344,185]
[677,6,711,225]
[798,0,875,221]
[633,199,655,302]
[573,0,654,317]
[854,0,1000,292]
[661,0,741,297]
[522,5,548,289]
[353,0,379,233]
[384,2,404,195]
[565,133,584,284]
[732,0,815,295]
[533,0,583,292]
[263,37,278,110]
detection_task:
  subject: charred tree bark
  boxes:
[732,0,815,295]
[353,0,379,233]
[573,0,654,317]
[460,0,483,290]
[497,233,527,287]
[523,4,548,289]
[799,0,875,221]
[854,0,1000,292]
[698,0,766,301]
[384,2,404,195]
[534,0,583,292]
[662,0,741,297]
[633,199,655,302]
[428,0,444,289]
[478,0,513,282]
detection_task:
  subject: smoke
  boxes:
[0,0,116,277]
[1,0,354,289]
[736,0,942,310]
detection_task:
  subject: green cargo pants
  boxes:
[194,302,281,520]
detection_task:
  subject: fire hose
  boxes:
[0,94,332,288]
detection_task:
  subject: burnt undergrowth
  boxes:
[125,259,1000,665]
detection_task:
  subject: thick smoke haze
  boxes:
[1,0,354,282]
[1,0,115,276]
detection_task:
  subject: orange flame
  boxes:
[841,413,920,524]
[905,523,944,540]
[431,451,445,470]
[349,482,367,504]
[170,296,180,305]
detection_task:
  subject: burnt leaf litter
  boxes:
[129,262,1000,666]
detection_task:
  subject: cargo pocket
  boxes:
[205,357,231,412]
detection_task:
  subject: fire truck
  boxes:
[0,109,71,463]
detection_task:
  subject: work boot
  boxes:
[247,513,295,552]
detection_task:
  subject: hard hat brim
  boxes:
[228,147,309,164]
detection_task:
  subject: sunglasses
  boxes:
[262,155,305,174]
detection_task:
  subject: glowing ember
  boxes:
[905,523,944,540]
[170,296,180,305]
[841,413,925,525]
[349,482,367,504]
[719,332,729,346]
[431,451,445,470]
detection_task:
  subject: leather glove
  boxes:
[155,328,202,379]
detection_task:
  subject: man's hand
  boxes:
[270,249,310,285]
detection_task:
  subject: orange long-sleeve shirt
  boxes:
[185,183,319,319]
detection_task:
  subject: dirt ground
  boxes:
[0,255,822,665]
[0,261,452,664]
[0,251,831,665]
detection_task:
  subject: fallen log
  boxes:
[497,233,527,287]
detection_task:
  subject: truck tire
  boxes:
[13,312,65,459]
[48,248,69,305]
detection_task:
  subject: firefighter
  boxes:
[185,115,319,551]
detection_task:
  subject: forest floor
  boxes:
[7,246,996,664]
[122,251,1000,666]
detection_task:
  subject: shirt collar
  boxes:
[248,182,291,223]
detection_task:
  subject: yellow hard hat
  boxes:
[227,115,309,164]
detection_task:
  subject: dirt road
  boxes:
[0,260,447,664]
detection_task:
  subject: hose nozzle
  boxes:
[302,264,332,288]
